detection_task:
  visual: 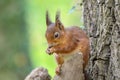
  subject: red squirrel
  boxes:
[45,11,90,75]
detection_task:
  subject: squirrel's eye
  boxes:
[54,32,60,38]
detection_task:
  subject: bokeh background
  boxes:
[0,0,82,80]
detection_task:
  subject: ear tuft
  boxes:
[55,11,64,30]
[55,11,60,21]
[46,10,52,26]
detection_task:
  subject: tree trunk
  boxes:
[83,0,120,80]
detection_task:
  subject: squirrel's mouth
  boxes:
[46,48,53,55]
[46,43,59,55]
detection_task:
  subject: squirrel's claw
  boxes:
[55,66,61,75]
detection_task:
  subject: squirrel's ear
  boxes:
[55,11,64,31]
[46,11,52,26]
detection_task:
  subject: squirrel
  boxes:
[45,11,90,75]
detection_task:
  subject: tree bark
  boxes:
[83,0,120,80]
[53,53,84,80]
[25,52,84,80]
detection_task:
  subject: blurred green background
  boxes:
[0,0,82,80]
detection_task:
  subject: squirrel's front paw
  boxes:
[55,66,61,75]
[46,47,55,55]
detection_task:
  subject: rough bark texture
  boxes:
[25,67,51,80]
[25,53,84,80]
[83,0,120,80]
[53,53,84,80]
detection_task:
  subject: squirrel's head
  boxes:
[45,11,65,52]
